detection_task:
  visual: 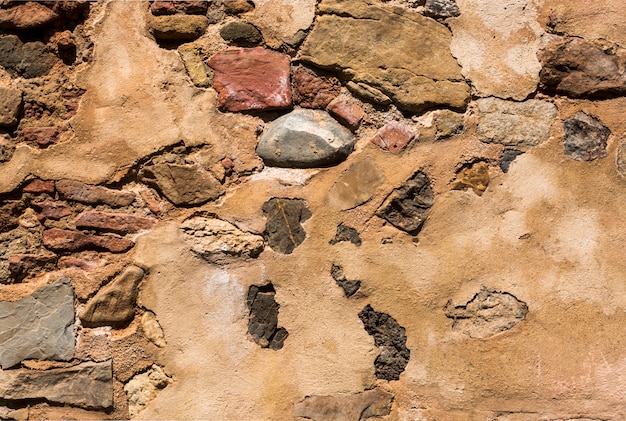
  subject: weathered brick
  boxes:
[56,180,135,207]
[43,229,134,253]
[327,98,364,131]
[22,179,55,195]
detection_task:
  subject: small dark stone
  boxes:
[247,283,288,350]
[422,0,460,18]
[330,264,361,298]
[563,111,611,161]
[500,149,524,173]
[219,21,263,46]
[329,223,362,246]
[262,198,311,254]
[0,35,58,79]
[376,170,433,235]
[358,305,410,381]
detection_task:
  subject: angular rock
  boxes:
[181,216,264,260]
[43,229,134,253]
[377,170,434,235]
[247,283,288,350]
[434,109,464,139]
[0,200,25,233]
[617,143,626,179]
[80,265,145,328]
[370,122,415,154]
[326,160,385,210]
[0,134,15,163]
[500,150,524,173]
[331,264,361,298]
[0,3,58,29]
[223,0,255,14]
[219,21,263,47]
[0,280,74,369]
[75,211,156,234]
[346,81,391,106]
[56,179,135,207]
[257,109,354,168]
[0,87,22,127]
[124,365,171,417]
[327,98,364,131]
[22,179,55,195]
[539,37,626,99]
[0,35,58,78]
[150,1,209,15]
[32,200,73,220]
[452,161,490,196]
[299,0,470,112]
[563,112,611,162]
[141,311,167,348]
[139,163,223,206]
[292,67,340,109]
[444,288,528,339]
[244,0,315,48]
[0,361,113,409]
[358,305,410,381]
[58,256,98,272]
[423,0,461,19]
[262,198,311,254]
[178,44,213,88]
[19,126,62,147]
[8,253,57,281]
[329,223,362,247]
[293,388,394,421]
[476,98,557,147]
[149,15,208,41]
[207,48,292,112]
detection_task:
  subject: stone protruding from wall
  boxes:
[331,264,361,298]
[262,198,311,254]
[329,223,362,246]
[293,387,394,421]
[563,112,611,162]
[124,364,171,418]
[246,283,288,350]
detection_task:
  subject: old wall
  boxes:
[1,0,626,420]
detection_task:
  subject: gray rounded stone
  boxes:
[256,109,354,168]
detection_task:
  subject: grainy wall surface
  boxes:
[1,0,626,420]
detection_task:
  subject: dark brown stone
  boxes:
[563,111,611,161]
[329,223,362,246]
[43,229,134,253]
[370,122,415,154]
[22,179,54,195]
[56,179,135,207]
[327,97,365,131]
[330,264,361,298]
[219,21,263,47]
[262,198,311,254]
[0,200,25,233]
[207,48,292,112]
[0,35,58,78]
[223,0,255,14]
[292,67,340,109]
[20,126,62,147]
[246,283,288,350]
[75,211,156,234]
[32,200,73,220]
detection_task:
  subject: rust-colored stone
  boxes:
[56,180,135,207]
[32,201,73,220]
[22,179,54,195]
[8,254,57,281]
[327,98,365,131]
[0,3,58,30]
[20,127,62,147]
[75,211,156,234]
[43,229,134,253]
[292,67,340,109]
[370,122,415,154]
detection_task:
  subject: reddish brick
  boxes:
[327,98,365,131]
[9,254,58,281]
[207,48,292,112]
[58,256,98,272]
[292,68,340,109]
[22,179,55,195]
[56,180,135,207]
[370,122,415,154]
[20,126,61,147]
[75,211,156,234]
[43,229,134,253]
[32,201,73,220]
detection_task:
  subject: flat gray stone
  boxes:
[256,109,354,168]
[0,360,113,409]
[0,280,74,369]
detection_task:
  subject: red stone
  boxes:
[139,190,162,216]
[327,98,365,131]
[292,67,340,109]
[58,256,98,271]
[9,254,57,280]
[43,229,134,253]
[20,126,61,147]
[370,122,415,154]
[56,180,135,207]
[32,201,73,220]
[75,211,156,234]
[150,1,208,15]
[0,3,58,29]
[22,179,55,195]
[207,48,292,112]
[221,157,234,174]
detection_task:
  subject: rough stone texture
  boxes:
[327,97,364,131]
[0,135,15,163]
[358,305,410,381]
[444,288,528,339]
[0,280,74,369]
[0,2,58,29]
[178,44,212,88]
[32,201,73,220]
[22,179,55,195]
[247,283,288,350]
[80,265,145,328]
[181,216,264,260]
[56,180,135,207]
[43,229,134,253]
[141,311,167,348]
[0,35,58,79]
[223,0,255,15]
[111,324,160,383]
[330,264,361,298]
[207,48,291,112]
[124,365,171,418]
[423,0,461,19]
[326,159,385,210]
[219,21,263,47]
[376,170,434,235]
[370,122,415,154]
[329,223,361,247]
[75,211,156,234]
[617,143,626,179]
[292,67,340,109]
[150,1,209,15]
[8,253,57,281]
[452,161,490,196]
[257,109,354,168]
[139,164,223,206]
[262,198,311,254]
[244,0,316,48]
[300,0,469,112]
[148,15,209,42]
[0,201,25,233]
[563,112,611,162]
[434,109,464,139]
[476,98,558,147]
[20,126,62,147]
[538,37,626,99]
[293,387,394,421]
[0,87,22,127]
[500,149,524,173]
[0,361,113,409]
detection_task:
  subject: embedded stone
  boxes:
[8,253,57,281]
[292,67,340,109]
[43,229,134,253]
[141,311,167,348]
[207,48,292,112]
[327,98,364,131]
[262,198,311,254]
[423,0,461,19]
[223,0,255,14]
[257,109,354,168]
[247,283,288,350]
[617,143,626,179]
[125,365,171,417]
[150,1,208,15]
[19,126,62,147]
[244,0,315,48]
[0,35,58,78]
[149,15,208,41]
[476,98,557,146]
[0,280,74,369]
[80,265,145,328]
[75,211,156,234]
[329,223,362,247]
[451,161,490,196]
[293,388,394,421]
[0,361,113,409]
[370,122,415,154]
[32,201,73,220]
[326,160,385,210]
[0,135,15,163]
[331,264,361,298]
[0,200,25,233]
[500,150,524,173]
[0,3,58,29]
[563,112,611,162]
[434,109,464,139]
[22,179,55,195]
[56,179,135,207]
[299,0,470,112]
[0,87,22,127]
[111,323,159,383]
[178,44,213,88]
[139,163,224,206]
[181,216,264,260]
[219,21,263,47]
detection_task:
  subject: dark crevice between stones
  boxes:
[330,264,361,298]
[246,283,288,350]
[329,223,361,246]
[358,305,410,381]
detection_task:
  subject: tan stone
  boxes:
[245,0,316,48]
[326,159,385,210]
[178,44,212,88]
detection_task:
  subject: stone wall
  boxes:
[1,0,626,419]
